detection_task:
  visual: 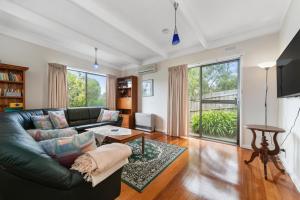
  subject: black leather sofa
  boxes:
[0,107,123,200]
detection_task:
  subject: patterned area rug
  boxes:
[122,139,186,192]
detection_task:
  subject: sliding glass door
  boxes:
[188,59,240,144]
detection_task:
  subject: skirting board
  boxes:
[155,129,166,134]
[240,144,251,149]
[280,155,300,192]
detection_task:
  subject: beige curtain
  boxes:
[106,74,117,110]
[167,64,188,137]
[48,63,68,108]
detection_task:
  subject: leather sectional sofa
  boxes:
[0,107,123,200]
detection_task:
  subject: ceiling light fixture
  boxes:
[93,47,99,69]
[172,2,180,45]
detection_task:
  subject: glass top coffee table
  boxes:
[86,125,145,154]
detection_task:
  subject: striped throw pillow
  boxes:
[39,131,97,167]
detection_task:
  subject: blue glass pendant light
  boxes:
[93,47,99,69]
[172,2,180,45]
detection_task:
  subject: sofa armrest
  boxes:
[0,117,83,190]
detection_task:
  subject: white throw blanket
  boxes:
[71,143,132,186]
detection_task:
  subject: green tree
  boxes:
[188,62,237,100]
[202,63,237,94]
[67,71,107,107]
[87,78,106,106]
[67,72,86,107]
[188,67,200,101]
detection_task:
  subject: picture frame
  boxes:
[142,79,154,97]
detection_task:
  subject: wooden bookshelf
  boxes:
[116,76,138,129]
[0,63,28,112]
[0,96,24,99]
[0,80,24,84]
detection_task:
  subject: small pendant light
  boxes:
[93,47,99,69]
[172,2,180,45]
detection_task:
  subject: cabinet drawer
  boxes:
[117,97,132,109]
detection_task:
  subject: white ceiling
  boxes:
[0,0,291,70]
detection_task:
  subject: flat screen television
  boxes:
[277,29,300,98]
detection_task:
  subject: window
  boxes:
[67,69,106,107]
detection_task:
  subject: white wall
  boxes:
[0,34,121,109]
[278,0,300,192]
[123,33,280,148]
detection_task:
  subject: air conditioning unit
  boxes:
[138,64,157,75]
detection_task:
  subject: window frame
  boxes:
[67,68,107,107]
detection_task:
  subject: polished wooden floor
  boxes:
[117,132,300,200]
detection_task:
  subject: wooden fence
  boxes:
[189,89,237,119]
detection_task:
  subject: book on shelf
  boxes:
[0,88,22,97]
[0,72,22,82]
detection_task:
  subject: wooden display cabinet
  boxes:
[116,76,137,129]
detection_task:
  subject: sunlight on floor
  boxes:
[184,175,239,200]
[184,139,239,199]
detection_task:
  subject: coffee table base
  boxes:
[104,132,145,155]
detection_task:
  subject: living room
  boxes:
[0,0,299,200]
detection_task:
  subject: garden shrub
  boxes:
[191,110,237,138]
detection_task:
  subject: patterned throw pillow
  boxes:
[49,111,69,129]
[27,128,78,141]
[39,131,97,167]
[97,109,120,122]
[31,115,54,130]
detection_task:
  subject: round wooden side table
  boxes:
[244,124,285,180]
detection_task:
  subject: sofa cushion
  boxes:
[49,111,69,129]
[73,122,114,132]
[89,108,104,119]
[27,127,78,141]
[68,108,90,126]
[39,131,97,167]
[18,110,44,130]
[31,115,54,130]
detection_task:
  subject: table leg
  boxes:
[244,151,259,164]
[264,163,268,180]
[245,129,260,164]
[270,156,285,173]
[261,131,270,180]
[141,135,145,155]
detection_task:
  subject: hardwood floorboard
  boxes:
[117,132,300,200]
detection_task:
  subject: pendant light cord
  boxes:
[95,48,98,65]
[174,2,178,30]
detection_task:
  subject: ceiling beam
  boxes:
[172,0,208,48]
[68,0,167,58]
[0,0,140,65]
[0,24,122,70]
